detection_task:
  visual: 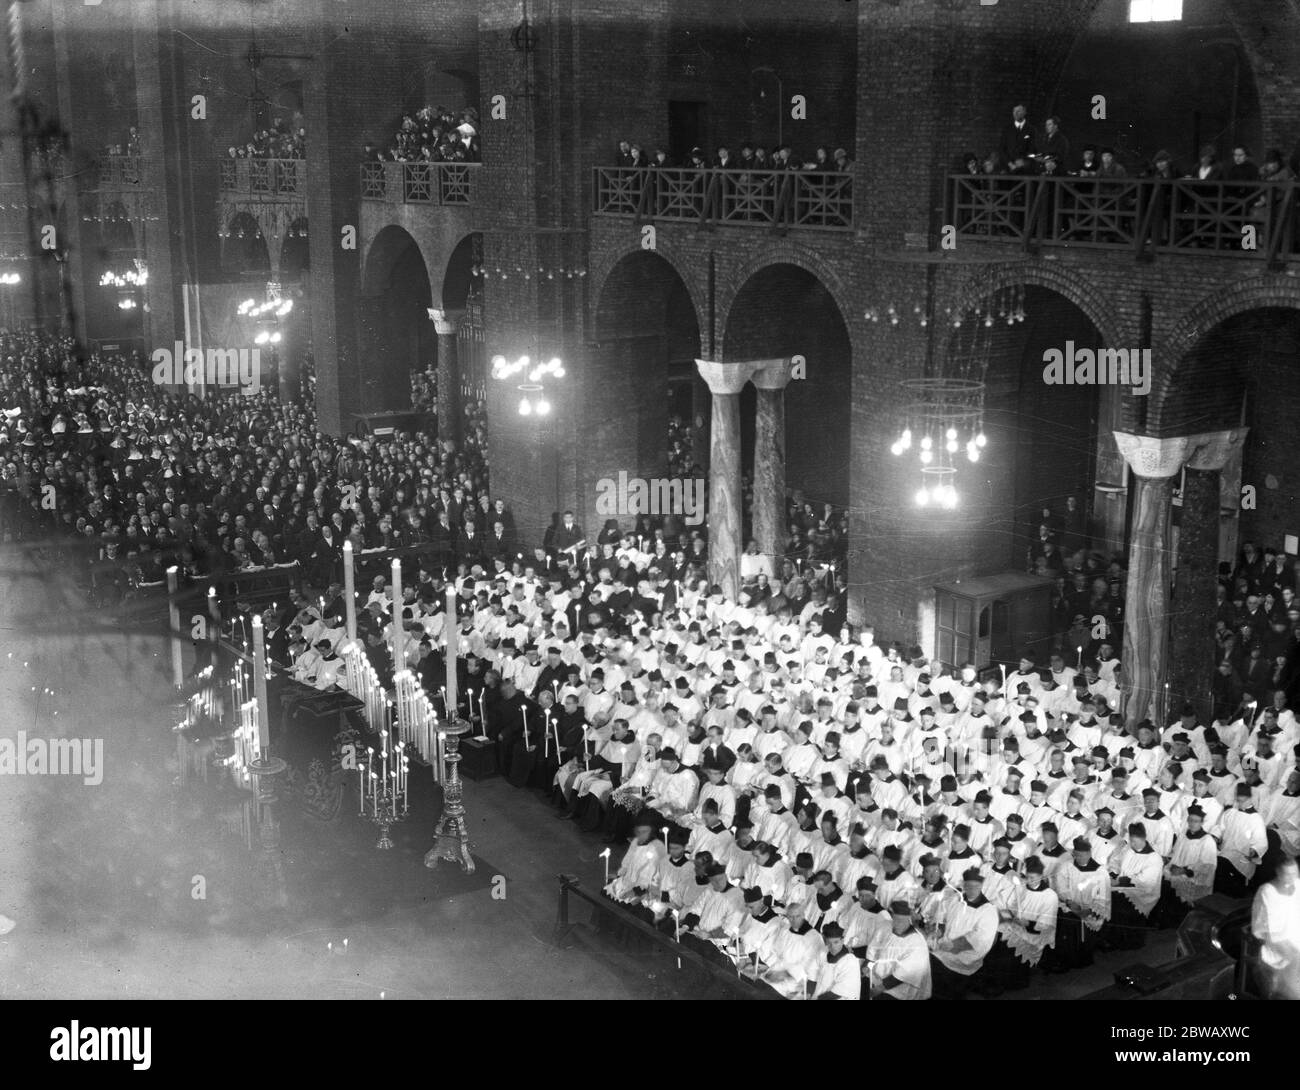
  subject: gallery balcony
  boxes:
[360,161,481,207]
[218,157,306,200]
[592,166,855,231]
[946,174,1299,267]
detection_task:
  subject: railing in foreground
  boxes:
[593,166,854,230]
[947,173,1300,264]
[360,161,480,206]
[553,874,782,999]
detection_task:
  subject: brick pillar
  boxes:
[130,0,178,350]
[430,308,464,444]
[750,358,792,565]
[696,359,761,600]
[1168,428,1249,725]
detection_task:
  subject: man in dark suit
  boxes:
[457,520,484,570]
[484,518,515,564]
[998,104,1035,169]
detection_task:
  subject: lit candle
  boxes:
[522,705,530,750]
[1076,645,1083,671]
[600,846,611,885]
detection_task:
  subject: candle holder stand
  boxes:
[424,719,475,874]
[247,755,289,909]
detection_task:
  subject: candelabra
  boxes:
[358,727,409,850]
[424,718,475,873]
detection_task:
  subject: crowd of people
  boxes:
[225,115,307,160]
[612,139,852,173]
[964,103,1300,182]
[0,330,491,590]
[5,322,1297,1000]
[362,105,481,164]
[304,520,1298,999]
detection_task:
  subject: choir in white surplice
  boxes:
[416,555,1299,997]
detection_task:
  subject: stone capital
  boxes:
[1184,427,1249,473]
[749,358,794,391]
[1113,432,1194,479]
[695,359,761,396]
[428,308,465,336]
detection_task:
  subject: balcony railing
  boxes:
[98,154,143,187]
[593,166,854,231]
[218,158,306,198]
[947,174,1300,265]
[359,161,480,206]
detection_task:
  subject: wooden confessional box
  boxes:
[931,572,1055,675]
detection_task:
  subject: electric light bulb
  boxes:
[518,398,532,416]
[946,428,957,440]
[915,488,929,507]
[901,429,912,446]
[975,433,987,448]
[920,436,932,451]
[920,449,933,465]
[946,439,958,453]
[968,448,980,463]
[535,400,551,416]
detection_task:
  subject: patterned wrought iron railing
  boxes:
[360,161,479,206]
[947,174,1300,265]
[593,166,854,230]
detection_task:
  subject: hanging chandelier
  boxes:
[890,285,1020,509]
[99,258,148,289]
[491,354,564,416]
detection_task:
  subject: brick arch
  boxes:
[939,261,1125,360]
[586,239,708,343]
[1149,278,1300,434]
[361,223,434,299]
[716,242,853,359]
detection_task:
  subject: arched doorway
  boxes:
[359,225,433,412]
[588,250,703,534]
[223,211,271,281]
[723,263,851,514]
[963,285,1103,570]
[88,202,143,343]
[279,218,309,281]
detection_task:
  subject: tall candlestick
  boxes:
[252,615,270,756]
[166,566,183,689]
[343,540,358,639]
[1076,645,1083,672]
[522,705,530,750]
[391,558,405,675]
[445,585,459,723]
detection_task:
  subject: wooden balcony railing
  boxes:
[98,154,143,187]
[947,174,1300,265]
[218,158,306,198]
[359,161,480,206]
[593,166,854,231]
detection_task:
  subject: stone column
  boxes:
[430,308,464,444]
[751,358,792,564]
[1168,428,1248,723]
[695,359,762,600]
[1115,432,1195,730]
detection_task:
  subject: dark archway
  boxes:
[1170,307,1300,555]
[359,225,432,412]
[590,250,703,529]
[279,218,309,280]
[960,285,1103,569]
[724,263,851,511]
[223,212,271,281]
[88,203,142,343]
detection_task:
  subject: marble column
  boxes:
[1168,429,1248,723]
[1114,432,1195,730]
[695,359,762,600]
[751,358,793,564]
[429,308,464,445]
